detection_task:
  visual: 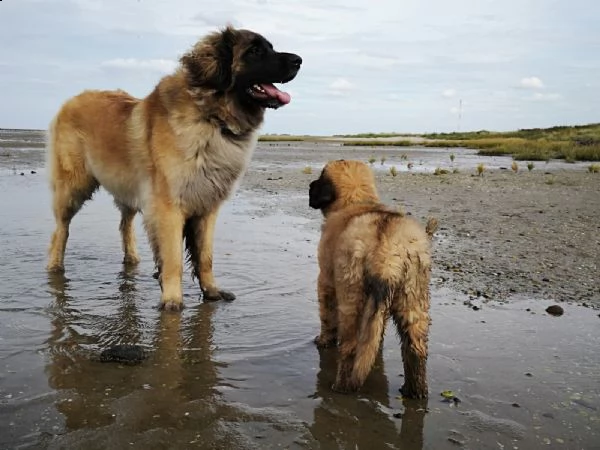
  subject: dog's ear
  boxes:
[309,176,336,210]
[180,26,235,92]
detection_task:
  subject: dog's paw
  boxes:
[202,289,236,302]
[159,300,184,312]
[123,254,141,265]
[313,335,337,348]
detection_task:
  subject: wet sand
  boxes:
[0,133,599,449]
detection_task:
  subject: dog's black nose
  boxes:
[289,54,302,68]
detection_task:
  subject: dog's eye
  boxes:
[248,46,264,57]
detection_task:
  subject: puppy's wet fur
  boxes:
[309,160,436,398]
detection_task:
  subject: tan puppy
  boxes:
[45,26,302,310]
[309,160,437,398]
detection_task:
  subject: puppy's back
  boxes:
[331,209,432,286]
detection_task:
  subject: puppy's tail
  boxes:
[425,217,439,240]
[351,273,392,388]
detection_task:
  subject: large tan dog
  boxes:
[309,160,437,398]
[45,26,302,310]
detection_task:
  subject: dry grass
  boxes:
[301,166,313,174]
[588,164,600,173]
[389,166,398,177]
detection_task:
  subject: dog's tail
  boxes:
[350,273,393,388]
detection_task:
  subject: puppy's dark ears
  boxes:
[180,26,236,92]
[309,177,336,210]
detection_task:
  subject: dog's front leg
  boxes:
[148,206,185,311]
[197,207,235,302]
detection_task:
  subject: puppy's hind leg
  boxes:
[332,279,387,393]
[314,271,337,348]
[334,274,388,392]
[392,272,431,399]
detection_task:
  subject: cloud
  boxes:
[100,58,178,74]
[328,78,356,96]
[520,76,545,89]
[442,88,456,98]
[532,92,562,101]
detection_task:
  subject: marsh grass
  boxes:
[380,156,387,165]
[476,163,485,176]
[258,135,306,142]
[588,163,600,173]
[434,167,450,175]
[389,166,398,177]
[342,140,413,147]
[368,156,376,165]
[421,123,600,162]
[301,166,313,174]
[527,162,535,172]
[511,161,519,173]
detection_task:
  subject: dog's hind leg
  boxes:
[392,271,431,399]
[314,271,337,348]
[46,121,98,272]
[116,202,140,265]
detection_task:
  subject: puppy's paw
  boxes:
[313,335,337,348]
[202,288,236,302]
[399,384,428,400]
[159,300,184,312]
[331,380,358,394]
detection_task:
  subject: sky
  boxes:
[1,0,599,135]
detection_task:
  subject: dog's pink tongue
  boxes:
[260,83,291,105]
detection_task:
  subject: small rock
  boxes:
[392,412,403,419]
[20,172,24,176]
[542,277,550,282]
[525,372,533,377]
[472,305,480,311]
[526,308,531,312]
[31,170,37,174]
[512,403,520,408]
[542,412,554,419]
[545,305,564,316]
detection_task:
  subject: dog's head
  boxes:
[180,26,302,110]
[309,160,380,215]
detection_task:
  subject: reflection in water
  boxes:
[310,346,426,450]
[44,268,223,446]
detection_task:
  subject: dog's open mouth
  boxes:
[247,83,291,109]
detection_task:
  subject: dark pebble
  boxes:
[512,403,520,408]
[99,344,148,365]
[542,277,550,282]
[447,437,464,446]
[525,372,533,377]
[20,172,24,176]
[31,170,36,174]
[545,305,564,316]
[472,305,480,311]
[393,412,403,419]
[453,397,461,404]
[526,308,531,312]
[542,412,555,419]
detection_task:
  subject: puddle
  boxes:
[0,154,598,450]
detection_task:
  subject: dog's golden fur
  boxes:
[45,26,301,310]
[309,160,437,398]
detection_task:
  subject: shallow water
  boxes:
[0,164,599,449]
[255,142,592,174]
